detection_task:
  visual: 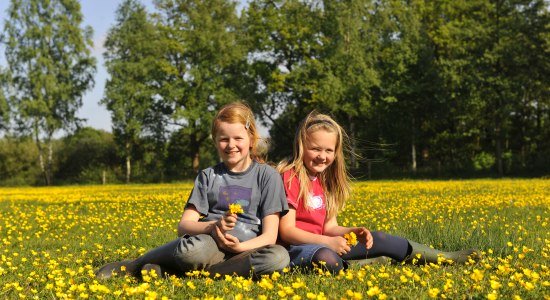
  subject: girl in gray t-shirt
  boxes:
[96,102,289,279]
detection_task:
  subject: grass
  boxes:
[0,179,548,299]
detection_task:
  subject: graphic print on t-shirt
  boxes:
[219,185,252,211]
[307,193,324,210]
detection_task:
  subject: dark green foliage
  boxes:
[0,137,42,186]
[56,127,118,184]
[164,128,218,180]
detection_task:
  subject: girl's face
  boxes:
[215,121,252,172]
[303,129,338,176]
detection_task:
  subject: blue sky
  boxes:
[1,0,157,132]
[0,0,247,134]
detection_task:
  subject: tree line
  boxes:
[0,0,548,186]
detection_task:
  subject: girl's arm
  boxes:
[213,213,281,253]
[177,205,237,237]
[323,215,352,237]
[279,208,328,244]
[279,208,351,255]
[177,206,215,236]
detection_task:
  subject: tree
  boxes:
[0,136,42,186]
[102,0,161,183]
[1,0,96,185]
[154,0,245,173]
[243,0,323,141]
[55,127,118,184]
[0,68,9,132]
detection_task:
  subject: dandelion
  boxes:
[344,232,358,246]
[228,203,244,214]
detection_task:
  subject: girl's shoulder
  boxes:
[254,161,281,178]
[281,168,299,186]
[281,168,296,178]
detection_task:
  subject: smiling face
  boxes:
[215,121,252,172]
[303,128,338,176]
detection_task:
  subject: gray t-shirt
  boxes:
[185,161,289,242]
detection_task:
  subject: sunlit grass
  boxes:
[0,179,548,299]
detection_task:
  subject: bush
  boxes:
[472,152,495,171]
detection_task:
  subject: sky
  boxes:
[0,0,248,134]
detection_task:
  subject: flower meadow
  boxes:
[0,179,548,299]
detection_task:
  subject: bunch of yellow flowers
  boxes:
[344,232,358,246]
[228,203,244,214]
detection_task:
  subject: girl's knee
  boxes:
[312,247,344,273]
[174,234,223,268]
[250,245,290,274]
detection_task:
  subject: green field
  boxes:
[0,180,548,299]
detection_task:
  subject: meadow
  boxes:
[0,179,548,299]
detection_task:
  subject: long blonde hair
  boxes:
[211,102,266,163]
[277,111,351,218]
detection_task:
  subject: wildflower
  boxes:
[367,286,380,297]
[228,203,244,214]
[346,290,363,300]
[490,280,502,290]
[344,232,358,246]
[470,269,484,282]
[487,291,498,300]
[292,278,306,289]
[428,288,440,298]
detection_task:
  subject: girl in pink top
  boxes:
[277,112,479,273]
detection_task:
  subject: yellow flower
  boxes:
[344,232,358,246]
[367,286,380,297]
[228,203,244,214]
[490,280,502,290]
[428,288,440,298]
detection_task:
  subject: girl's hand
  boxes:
[355,227,374,249]
[213,225,243,253]
[325,236,351,256]
[215,213,237,234]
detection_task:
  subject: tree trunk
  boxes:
[46,139,53,185]
[495,128,503,176]
[193,152,200,174]
[34,121,50,185]
[411,117,417,174]
[349,116,357,169]
[125,140,131,183]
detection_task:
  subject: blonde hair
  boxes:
[211,102,265,163]
[277,111,351,218]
